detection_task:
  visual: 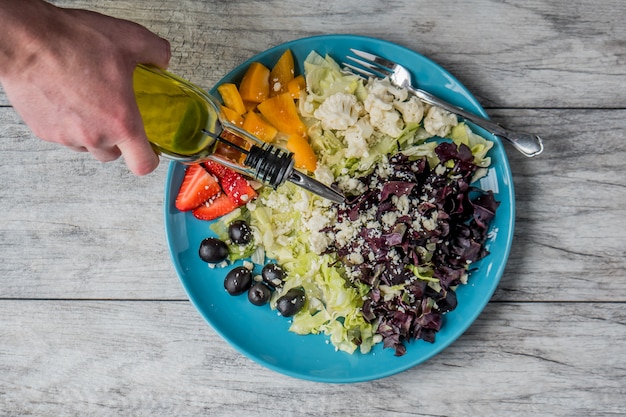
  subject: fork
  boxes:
[344,49,544,157]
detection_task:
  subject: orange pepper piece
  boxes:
[242,111,278,142]
[239,62,270,103]
[217,83,246,115]
[257,92,307,137]
[243,101,258,113]
[220,105,244,127]
[287,75,306,99]
[286,134,318,172]
[269,49,295,97]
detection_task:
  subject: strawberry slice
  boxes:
[175,164,221,211]
[220,169,258,205]
[204,160,258,206]
[192,193,238,221]
[203,160,230,179]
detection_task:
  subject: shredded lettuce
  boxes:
[449,123,493,167]
[243,182,376,354]
[303,51,366,103]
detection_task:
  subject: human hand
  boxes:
[0,1,171,175]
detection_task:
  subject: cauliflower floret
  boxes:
[393,96,424,124]
[343,127,369,158]
[341,118,373,158]
[366,104,403,138]
[423,106,458,137]
[313,92,361,130]
[363,88,393,113]
[367,77,408,102]
[363,79,405,138]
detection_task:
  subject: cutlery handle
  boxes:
[407,86,544,157]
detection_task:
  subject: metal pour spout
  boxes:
[288,170,345,204]
[239,137,345,203]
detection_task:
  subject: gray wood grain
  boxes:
[1,301,624,417]
[1,0,625,415]
[0,109,181,300]
[2,0,625,108]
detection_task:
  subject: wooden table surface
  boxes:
[1,0,625,416]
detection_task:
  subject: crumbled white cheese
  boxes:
[392,194,410,215]
[291,189,310,213]
[381,211,398,227]
[422,212,438,231]
[308,232,331,255]
[314,165,335,186]
[337,175,366,194]
[435,164,447,176]
[261,191,291,210]
[304,212,331,233]
[347,252,364,265]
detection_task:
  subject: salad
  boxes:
[183,50,499,356]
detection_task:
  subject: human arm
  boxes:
[0,0,171,175]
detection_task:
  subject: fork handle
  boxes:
[407,86,544,157]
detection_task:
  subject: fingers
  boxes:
[67,146,88,153]
[88,146,122,163]
[129,25,172,69]
[68,141,157,175]
[116,136,160,176]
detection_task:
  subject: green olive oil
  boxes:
[133,64,220,158]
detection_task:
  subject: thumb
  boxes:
[117,134,160,176]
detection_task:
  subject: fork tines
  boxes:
[343,49,395,79]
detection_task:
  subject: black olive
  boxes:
[228,220,252,245]
[261,263,285,288]
[276,287,306,317]
[199,237,229,263]
[224,266,252,295]
[247,282,272,306]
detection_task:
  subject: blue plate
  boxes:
[164,35,515,383]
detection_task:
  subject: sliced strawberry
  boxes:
[203,160,230,179]
[220,169,258,205]
[192,193,238,221]
[204,160,258,206]
[175,164,221,211]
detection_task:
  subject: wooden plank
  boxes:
[0,109,185,300]
[0,300,624,416]
[492,108,626,302]
[1,0,625,108]
[1,108,624,301]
